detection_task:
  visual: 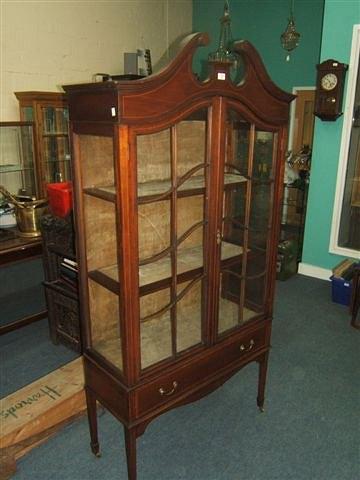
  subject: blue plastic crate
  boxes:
[330,275,352,306]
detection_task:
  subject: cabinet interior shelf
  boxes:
[84,173,247,203]
[44,158,71,164]
[0,165,34,173]
[43,132,69,137]
[89,241,243,296]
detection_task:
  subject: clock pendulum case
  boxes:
[314,59,348,121]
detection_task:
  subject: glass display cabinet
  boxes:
[0,121,37,198]
[15,91,71,197]
[0,122,45,333]
[64,33,294,480]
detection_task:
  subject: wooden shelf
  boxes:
[42,132,69,137]
[84,173,247,203]
[0,164,34,173]
[89,241,243,296]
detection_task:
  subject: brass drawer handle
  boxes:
[239,339,255,352]
[159,381,178,396]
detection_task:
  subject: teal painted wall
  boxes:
[193,0,360,272]
[302,0,360,269]
[193,0,324,91]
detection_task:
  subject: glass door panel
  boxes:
[177,278,202,352]
[140,289,172,369]
[42,107,69,134]
[41,106,71,183]
[218,110,277,336]
[246,129,276,314]
[0,122,37,197]
[78,134,123,373]
[137,108,209,370]
[253,129,275,180]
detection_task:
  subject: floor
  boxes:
[2,274,359,480]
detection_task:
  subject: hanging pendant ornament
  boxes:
[280,1,300,62]
[208,0,236,64]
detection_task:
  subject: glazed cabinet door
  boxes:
[74,132,125,374]
[216,108,279,337]
[135,108,210,371]
[16,92,71,197]
[0,122,38,198]
[36,104,71,185]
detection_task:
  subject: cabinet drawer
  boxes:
[135,324,267,416]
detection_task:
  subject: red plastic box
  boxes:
[47,182,73,217]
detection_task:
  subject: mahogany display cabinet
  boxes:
[64,33,294,479]
[15,91,71,197]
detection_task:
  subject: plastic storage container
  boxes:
[47,182,73,217]
[330,275,352,306]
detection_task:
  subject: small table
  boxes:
[0,227,47,335]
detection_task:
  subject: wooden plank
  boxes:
[0,357,86,476]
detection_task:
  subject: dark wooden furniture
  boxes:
[0,229,42,266]
[15,92,71,197]
[350,264,360,329]
[0,121,47,335]
[0,229,45,335]
[64,33,294,480]
[40,214,81,352]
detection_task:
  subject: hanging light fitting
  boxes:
[280,0,300,61]
[208,0,236,64]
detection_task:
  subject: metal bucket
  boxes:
[0,186,48,237]
[15,198,48,237]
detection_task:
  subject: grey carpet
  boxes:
[0,318,79,397]
[8,274,360,479]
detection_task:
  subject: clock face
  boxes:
[321,73,338,91]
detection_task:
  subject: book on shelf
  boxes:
[55,107,68,134]
[45,107,56,133]
[60,257,78,282]
[62,257,77,268]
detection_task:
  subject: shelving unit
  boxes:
[40,214,81,352]
[15,92,71,197]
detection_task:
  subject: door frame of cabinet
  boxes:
[15,91,69,198]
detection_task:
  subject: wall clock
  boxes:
[314,59,348,121]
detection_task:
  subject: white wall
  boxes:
[1,0,193,120]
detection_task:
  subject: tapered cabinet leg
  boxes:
[257,352,269,412]
[124,427,137,480]
[85,387,100,457]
